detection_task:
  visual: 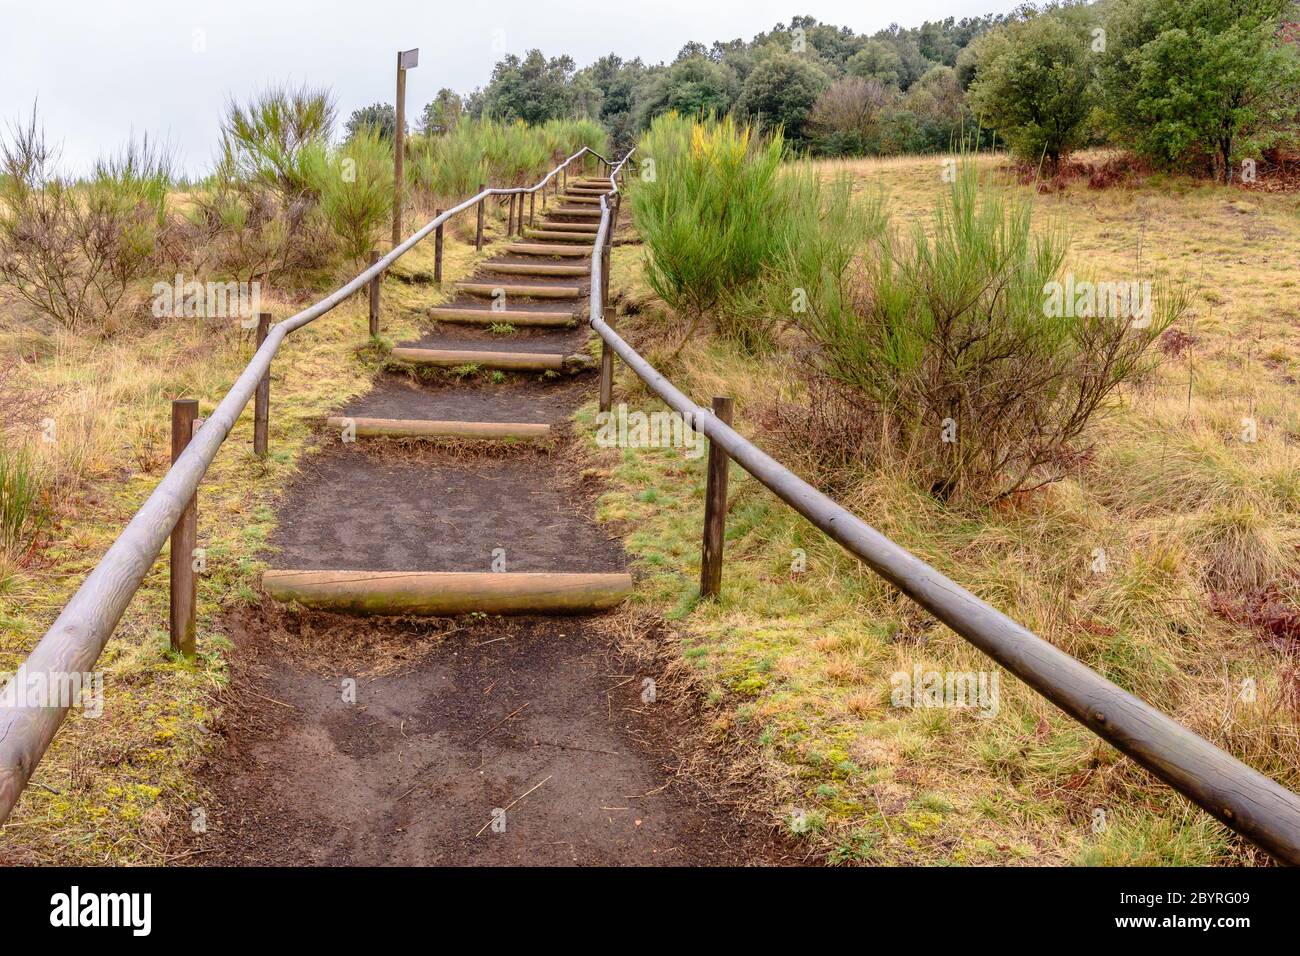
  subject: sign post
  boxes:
[392,48,419,247]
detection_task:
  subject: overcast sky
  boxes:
[1,0,1024,176]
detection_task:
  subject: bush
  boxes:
[792,160,1187,503]
[305,126,393,263]
[0,108,169,334]
[632,113,814,351]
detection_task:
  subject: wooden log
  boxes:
[434,209,444,285]
[391,347,592,372]
[325,416,549,440]
[475,185,485,250]
[548,207,602,218]
[535,221,599,233]
[456,282,580,299]
[529,191,535,226]
[503,243,591,257]
[561,195,602,205]
[700,396,734,599]
[428,307,577,327]
[368,250,381,337]
[524,229,596,243]
[262,570,633,616]
[599,340,614,413]
[169,399,198,657]
[485,262,588,277]
[253,312,270,458]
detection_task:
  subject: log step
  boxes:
[549,208,602,218]
[428,307,576,326]
[456,282,581,299]
[263,570,633,615]
[524,229,596,243]
[561,194,602,204]
[326,416,550,440]
[484,262,589,277]
[391,347,594,372]
[503,243,592,257]
[538,222,599,233]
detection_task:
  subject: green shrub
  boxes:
[0,108,170,333]
[306,126,394,263]
[631,113,814,351]
[793,160,1187,503]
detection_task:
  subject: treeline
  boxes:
[394,0,1300,180]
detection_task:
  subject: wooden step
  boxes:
[538,221,599,233]
[549,208,602,218]
[263,570,633,615]
[326,416,550,440]
[428,306,576,326]
[503,243,592,257]
[481,262,589,277]
[561,195,602,205]
[456,282,581,299]
[524,228,596,243]
[391,347,594,372]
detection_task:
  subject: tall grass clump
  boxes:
[631,113,819,352]
[0,107,170,334]
[305,125,393,264]
[791,159,1188,503]
[0,441,43,561]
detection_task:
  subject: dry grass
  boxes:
[592,151,1300,865]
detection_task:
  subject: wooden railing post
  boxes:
[529,190,535,226]
[434,209,444,285]
[475,184,485,251]
[169,398,199,657]
[253,312,270,458]
[508,193,516,237]
[699,396,734,600]
[599,341,614,412]
[368,250,381,337]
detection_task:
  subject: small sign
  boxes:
[399,48,419,70]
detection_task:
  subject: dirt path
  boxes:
[196,180,793,865]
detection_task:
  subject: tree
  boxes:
[420,89,462,135]
[345,103,395,141]
[807,77,894,154]
[847,39,906,88]
[967,14,1093,167]
[636,56,739,126]
[735,52,829,144]
[483,50,578,124]
[1100,0,1300,181]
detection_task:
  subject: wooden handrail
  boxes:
[586,150,1300,865]
[0,146,601,825]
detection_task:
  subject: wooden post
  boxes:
[529,191,535,226]
[391,52,407,248]
[434,209,444,285]
[599,341,614,412]
[601,240,611,312]
[169,399,199,657]
[507,193,516,237]
[368,250,380,337]
[699,396,734,600]
[253,312,270,458]
[475,185,485,250]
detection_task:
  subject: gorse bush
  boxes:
[0,108,170,333]
[305,125,394,263]
[793,160,1187,503]
[632,113,810,351]
[219,84,336,203]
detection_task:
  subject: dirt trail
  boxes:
[197,181,792,865]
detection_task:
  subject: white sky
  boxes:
[0,0,1025,176]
